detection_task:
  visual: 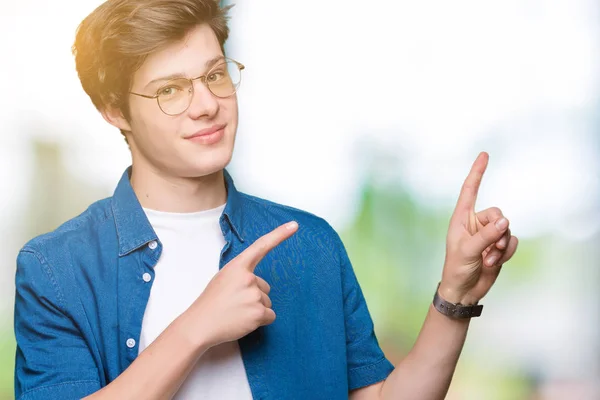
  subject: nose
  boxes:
[186,80,219,120]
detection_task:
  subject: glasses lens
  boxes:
[157,78,193,115]
[207,60,242,98]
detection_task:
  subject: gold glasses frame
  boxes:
[129,57,245,116]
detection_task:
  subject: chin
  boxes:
[181,148,234,178]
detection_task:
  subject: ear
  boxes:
[101,105,132,132]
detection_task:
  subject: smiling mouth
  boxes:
[186,124,227,139]
[185,124,226,145]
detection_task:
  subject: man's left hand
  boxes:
[439,152,519,305]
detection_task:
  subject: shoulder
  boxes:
[238,192,345,257]
[241,192,338,233]
[18,197,114,278]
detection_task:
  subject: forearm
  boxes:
[380,304,470,400]
[84,312,209,400]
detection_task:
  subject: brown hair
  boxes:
[72,0,233,120]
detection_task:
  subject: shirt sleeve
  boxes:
[334,232,395,391]
[14,249,101,400]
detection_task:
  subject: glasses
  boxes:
[130,58,244,116]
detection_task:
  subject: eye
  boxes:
[158,86,181,96]
[207,70,226,83]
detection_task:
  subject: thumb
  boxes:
[464,217,509,256]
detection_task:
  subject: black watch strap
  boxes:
[433,284,483,319]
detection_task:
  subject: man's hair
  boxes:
[72,0,233,120]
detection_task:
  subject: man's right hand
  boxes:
[182,221,299,349]
[82,221,299,400]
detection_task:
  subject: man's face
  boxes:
[123,24,238,178]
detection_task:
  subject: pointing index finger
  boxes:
[237,221,299,271]
[455,152,489,213]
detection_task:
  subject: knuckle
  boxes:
[489,207,502,216]
[467,175,481,189]
[258,278,270,292]
[264,294,272,307]
[241,272,256,287]
[252,288,263,303]
[485,223,500,237]
[256,237,270,253]
[461,182,474,193]
[489,247,502,257]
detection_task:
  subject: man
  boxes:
[13,0,518,399]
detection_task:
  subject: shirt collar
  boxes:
[222,168,246,243]
[111,167,245,256]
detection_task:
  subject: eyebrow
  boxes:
[144,55,226,89]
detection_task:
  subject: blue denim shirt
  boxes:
[14,168,394,400]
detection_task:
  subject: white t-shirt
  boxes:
[139,204,253,400]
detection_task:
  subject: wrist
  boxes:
[434,282,484,319]
[438,282,478,305]
[172,311,214,356]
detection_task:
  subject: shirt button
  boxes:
[126,338,136,348]
[142,273,152,283]
[148,241,158,250]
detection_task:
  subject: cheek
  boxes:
[221,97,239,126]
[130,103,180,145]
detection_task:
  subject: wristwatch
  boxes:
[432,283,483,319]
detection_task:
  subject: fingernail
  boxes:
[487,255,497,265]
[495,218,508,230]
[286,221,298,230]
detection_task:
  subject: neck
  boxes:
[130,165,227,213]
